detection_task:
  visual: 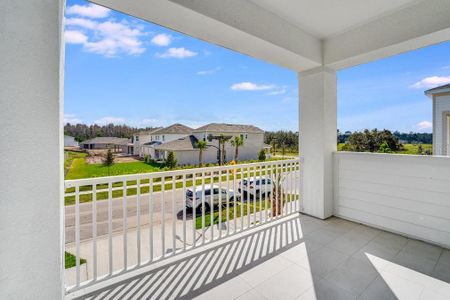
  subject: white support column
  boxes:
[299,67,337,219]
[0,1,65,299]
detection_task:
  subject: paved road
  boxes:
[65,170,300,244]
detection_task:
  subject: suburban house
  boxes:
[133,123,192,157]
[426,83,450,156]
[63,135,78,147]
[80,137,130,153]
[141,123,270,165]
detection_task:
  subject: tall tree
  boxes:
[103,149,115,176]
[230,136,244,161]
[212,134,232,165]
[196,140,207,167]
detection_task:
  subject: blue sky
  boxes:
[64,1,450,133]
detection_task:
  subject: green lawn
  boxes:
[64,151,87,171]
[66,158,162,180]
[194,194,299,229]
[65,251,86,269]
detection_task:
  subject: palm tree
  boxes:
[212,134,232,165]
[230,136,244,161]
[196,140,207,167]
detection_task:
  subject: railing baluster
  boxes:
[182,174,186,251]
[201,171,206,245]
[247,166,251,228]
[75,184,80,287]
[226,169,230,236]
[108,181,113,276]
[218,169,222,239]
[192,173,197,247]
[233,167,237,234]
[172,175,176,255]
[149,177,153,262]
[137,179,141,266]
[275,162,279,220]
[122,181,127,270]
[259,164,263,223]
[240,166,244,231]
[210,170,214,241]
[161,176,165,258]
[254,165,257,226]
[92,184,98,281]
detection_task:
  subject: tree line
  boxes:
[338,130,432,144]
[64,123,158,142]
[264,131,299,153]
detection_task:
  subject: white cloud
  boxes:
[151,33,172,46]
[157,47,197,58]
[441,65,450,70]
[409,76,450,89]
[94,116,126,125]
[64,18,147,57]
[231,82,275,91]
[267,88,287,95]
[64,114,83,124]
[416,121,432,131]
[197,67,221,75]
[66,4,110,19]
[64,30,88,44]
[65,17,97,29]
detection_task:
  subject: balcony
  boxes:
[62,156,450,299]
[3,0,450,299]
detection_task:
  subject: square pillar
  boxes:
[0,0,65,299]
[299,67,337,219]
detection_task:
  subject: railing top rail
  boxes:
[65,157,302,187]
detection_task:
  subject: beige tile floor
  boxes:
[75,214,450,300]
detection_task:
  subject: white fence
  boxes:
[334,152,450,248]
[64,158,302,294]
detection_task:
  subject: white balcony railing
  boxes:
[64,158,302,295]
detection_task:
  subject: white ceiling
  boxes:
[248,0,421,38]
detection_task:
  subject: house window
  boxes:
[135,136,139,142]
[162,135,165,141]
[245,134,248,139]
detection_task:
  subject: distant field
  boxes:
[337,143,432,154]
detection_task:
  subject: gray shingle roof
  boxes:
[151,123,193,135]
[193,123,264,133]
[80,137,130,145]
[137,128,162,136]
[154,135,199,151]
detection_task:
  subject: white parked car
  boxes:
[185,184,240,211]
[238,177,273,199]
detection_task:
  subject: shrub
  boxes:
[165,151,177,169]
[378,141,392,153]
[258,149,266,161]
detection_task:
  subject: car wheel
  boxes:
[195,202,210,214]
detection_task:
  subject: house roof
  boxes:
[425,83,450,96]
[80,137,130,145]
[193,123,264,133]
[137,128,162,136]
[154,135,199,151]
[151,123,193,135]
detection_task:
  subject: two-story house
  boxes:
[154,123,270,165]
